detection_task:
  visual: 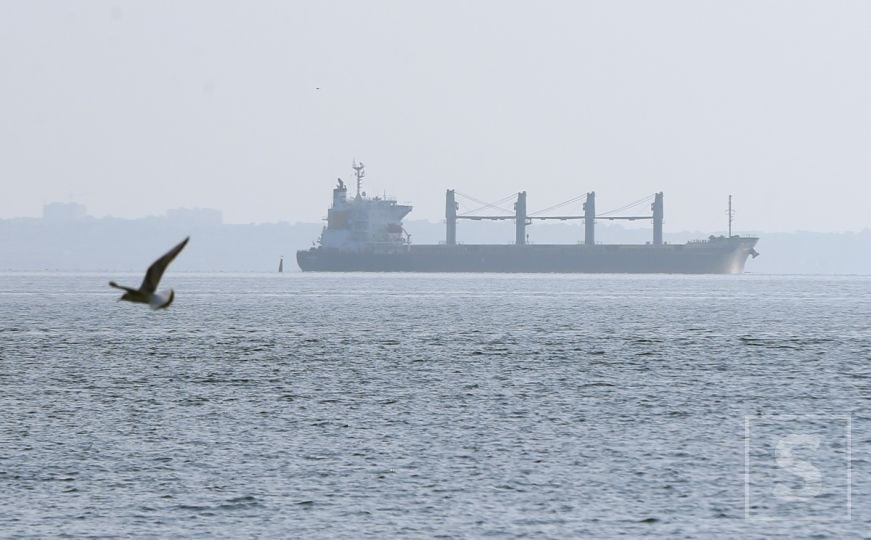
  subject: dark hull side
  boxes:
[297,238,759,274]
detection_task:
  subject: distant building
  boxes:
[165,208,223,227]
[43,202,87,221]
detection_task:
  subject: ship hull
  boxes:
[297,237,759,274]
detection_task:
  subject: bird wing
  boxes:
[140,236,189,293]
[109,281,137,293]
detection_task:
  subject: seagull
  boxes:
[109,236,189,309]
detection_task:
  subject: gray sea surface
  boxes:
[1,272,869,538]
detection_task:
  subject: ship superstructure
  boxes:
[316,161,412,253]
[297,163,759,273]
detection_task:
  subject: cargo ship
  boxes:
[296,162,759,273]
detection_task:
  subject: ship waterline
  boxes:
[297,162,759,274]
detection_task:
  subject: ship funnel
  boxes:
[332,178,347,207]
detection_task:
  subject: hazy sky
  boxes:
[2,1,869,232]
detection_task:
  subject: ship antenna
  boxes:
[352,160,366,199]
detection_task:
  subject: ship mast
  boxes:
[352,160,365,199]
[727,194,734,237]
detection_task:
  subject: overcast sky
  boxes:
[2,1,869,232]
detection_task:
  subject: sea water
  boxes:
[1,273,869,538]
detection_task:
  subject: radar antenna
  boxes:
[352,160,366,199]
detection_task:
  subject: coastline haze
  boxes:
[2,1,870,233]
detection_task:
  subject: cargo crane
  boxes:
[446,190,665,246]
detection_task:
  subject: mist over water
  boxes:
[1,273,869,537]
